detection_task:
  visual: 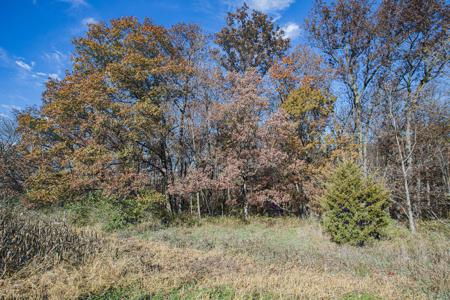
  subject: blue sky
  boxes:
[0,0,314,118]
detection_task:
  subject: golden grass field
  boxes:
[1,212,449,300]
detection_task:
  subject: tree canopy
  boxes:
[2,2,448,228]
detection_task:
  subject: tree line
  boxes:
[1,0,448,232]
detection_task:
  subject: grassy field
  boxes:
[1,212,449,300]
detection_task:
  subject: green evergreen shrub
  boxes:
[321,161,390,246]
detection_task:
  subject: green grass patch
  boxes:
[79,286,151,300]
[342,292,383,300]
[153,285,235,300]
[80,285,238,300]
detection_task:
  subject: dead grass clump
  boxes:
[0,208,101,277]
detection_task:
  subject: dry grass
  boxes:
[0,208,101,277]
[0,237,415,299]
[0,216,448,299]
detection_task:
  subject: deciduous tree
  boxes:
[215,3,289,75]
[376,0,449,233]
[17,17,189,204]
[307,0,388,174]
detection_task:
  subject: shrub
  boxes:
[121,190,167,224]
[66,193,125,230]
[321,161,390,246]
[66,198,93,227]
[101,200,127,231]
[66,191,168,231]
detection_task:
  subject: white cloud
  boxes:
[0,104,21,111]
[0,49,62,85]
[15,60,33,71]
[43,50,68,66]
[40,50,69,81]
[60,0,88,8]
[226,0,295,12]
[13,55,63,82]
[35,72,61,80]
[282,22,301,40]
[0,104,21,119]
[0,48,7,60]
[48,73,61,80]
[0,113,12,120]
[247,0,295,12]
[82,17,99,26]
[0,48,12,67]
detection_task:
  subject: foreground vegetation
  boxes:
[0,0,448,298]
[1,202,448,300]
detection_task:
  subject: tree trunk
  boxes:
[416,177,421,219]
[243,200,249,221]
[354,93,367,175]
[177,197,182,214]
[396,132,416,233]
[403,169,416,233]
[243,183,248,220]
[389,95,416,233]
[405,106,413,170]
[398,137,416,233]
[196,192,201,218]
